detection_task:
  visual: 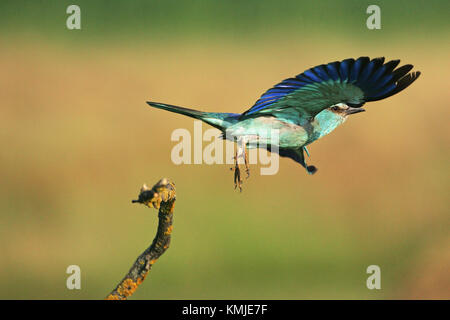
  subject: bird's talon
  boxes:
[232,162,244,191]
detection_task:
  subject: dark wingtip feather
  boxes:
[395,71,421,92]
[369,69,421,101]
[383,59,401,73]
[373,57,385,64]
[392,64,414,81]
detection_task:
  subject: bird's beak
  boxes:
[345,107,365,115]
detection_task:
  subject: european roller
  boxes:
[147,57,420,190]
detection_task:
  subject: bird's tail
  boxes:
[146,101,240,131]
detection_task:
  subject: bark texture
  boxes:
[106,178,176,300]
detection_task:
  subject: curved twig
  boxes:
[106,178,176,300]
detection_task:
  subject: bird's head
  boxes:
[328,103,365,118]
[313,103,365,139]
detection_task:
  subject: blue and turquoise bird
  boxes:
[147,57,420,189]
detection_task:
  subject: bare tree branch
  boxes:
[106,178,176,300]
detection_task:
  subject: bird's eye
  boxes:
[331,106,340,111]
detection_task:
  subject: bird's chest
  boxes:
[226,116,309,148]
[308,114,347,144]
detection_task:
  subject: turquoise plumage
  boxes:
[147,57,420,188]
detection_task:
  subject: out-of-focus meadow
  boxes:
[0,1,449,299]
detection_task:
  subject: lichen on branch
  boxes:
[106,178,176,300]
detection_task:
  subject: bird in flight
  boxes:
[147,57,420,190]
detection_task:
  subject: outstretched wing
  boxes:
[240,57,420,121]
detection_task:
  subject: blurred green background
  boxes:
[0,0,449,299]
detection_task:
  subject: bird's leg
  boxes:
[230,138,250,191]
[233,147,242,191]
[241,139,250,178]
